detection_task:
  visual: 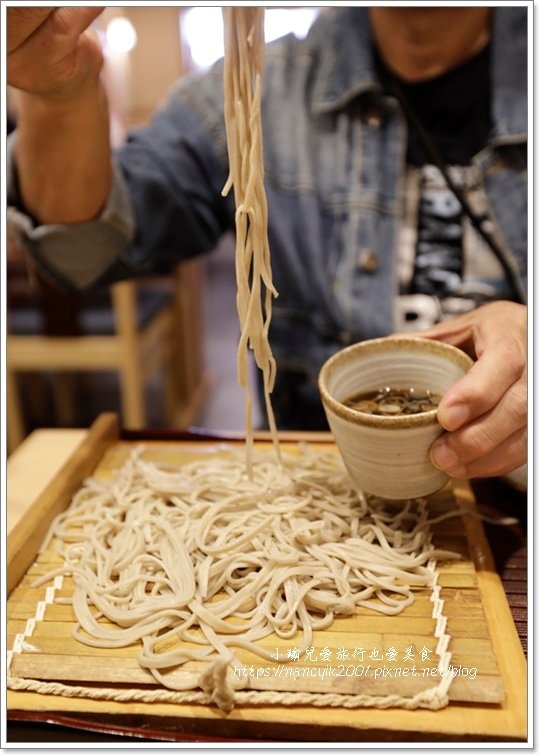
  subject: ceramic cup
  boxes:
[318,336,474,499]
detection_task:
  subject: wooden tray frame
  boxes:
[6,414,528,743]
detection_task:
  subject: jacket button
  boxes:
[362,107,384,129]
[357,248,379,273]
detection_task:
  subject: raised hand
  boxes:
[8,7,112,224]
[8,7,105,101]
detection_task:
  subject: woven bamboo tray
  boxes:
[7,414,527,742]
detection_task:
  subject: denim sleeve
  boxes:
[7,132,137,290]
[7,64,234,291]
[112,66,233,283]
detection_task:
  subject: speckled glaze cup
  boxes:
[319,336,474,500]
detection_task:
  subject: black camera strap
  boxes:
[387,77,527,305]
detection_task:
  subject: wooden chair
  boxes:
[7,256,208,453]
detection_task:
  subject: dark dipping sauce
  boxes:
[344,387,442,416]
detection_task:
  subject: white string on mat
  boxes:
[13,444,457,711]
[7,674,453,712]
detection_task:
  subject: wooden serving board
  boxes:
[6,414,527,742]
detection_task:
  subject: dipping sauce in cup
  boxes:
[318,336,473,499]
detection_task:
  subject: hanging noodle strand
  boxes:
[221,8,280,474]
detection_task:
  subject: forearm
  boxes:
[15,81,112,225]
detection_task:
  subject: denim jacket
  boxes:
[8,7,527,428]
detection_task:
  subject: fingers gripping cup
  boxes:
[318,337,474,499]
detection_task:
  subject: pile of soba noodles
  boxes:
[31,9,456,709]
[35,443,453,709]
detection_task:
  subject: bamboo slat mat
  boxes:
[6,416,527,741]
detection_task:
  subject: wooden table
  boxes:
[6,428,528,743]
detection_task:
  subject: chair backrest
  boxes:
[7,255,207,452]
[7,258,79,336]
[6,260,171,448]
[7,258,145,342]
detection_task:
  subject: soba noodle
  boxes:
[32,445,456,710]
[17,9,458,712]
[221,7,280,474]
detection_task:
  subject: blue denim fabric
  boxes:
[8,7,527,429]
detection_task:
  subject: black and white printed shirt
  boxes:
[375,42,509,331]
[395,162,506,331]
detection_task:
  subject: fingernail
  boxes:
[431,441,460,472]
[438,403,469,431]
